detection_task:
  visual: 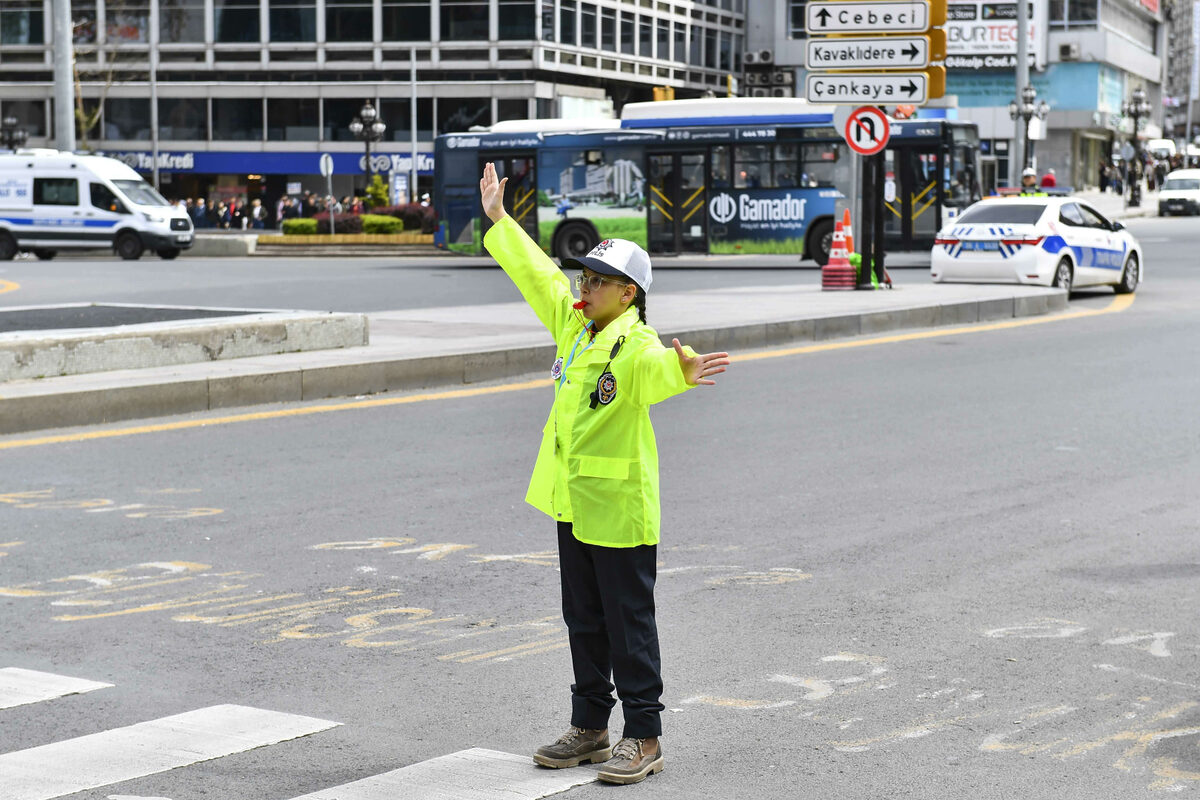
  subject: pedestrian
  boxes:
[1039,168,1056,188]
[249,198,266,229]
[478,161,731,786]
[1019,167,1040,194]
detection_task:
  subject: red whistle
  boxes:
[573,300,587,309]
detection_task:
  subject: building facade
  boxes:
[0,0,746,205]
[748,0,1166,190]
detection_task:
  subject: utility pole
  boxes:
[52,0,76,152]
[150,0,161,189]
[411,46,419,203]
[1012,0,1029,183]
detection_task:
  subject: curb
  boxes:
[0,290,1067,436]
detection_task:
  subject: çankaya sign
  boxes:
[806,73,930,104]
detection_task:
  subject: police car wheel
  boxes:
[158,248,181,260]
[0,233,16,261]
[1053,258,1073,294]
[33,249,56,261]
[115,233,144,261]
[1114,254,1139,295]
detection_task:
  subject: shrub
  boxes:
[282,218,317,235]
[312,212,364,234]
[362,213,403,234]
[365,174,390,209]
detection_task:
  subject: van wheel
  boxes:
[157,248,181,260]
[807,219,834,266]
[115,233,144,260]
[553,221,598,261]
[0,233,16,261]
[33,249,56,261]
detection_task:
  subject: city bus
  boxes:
[433,98,980,264]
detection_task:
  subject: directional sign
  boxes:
[843,106,891,155]
[806,1,930,34]
[805,35,931,70]
[805,72,929,105]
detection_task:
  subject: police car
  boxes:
[931,196,1141,294]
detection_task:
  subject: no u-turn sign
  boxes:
[842,106,890,156]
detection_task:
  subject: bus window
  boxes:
[712,145,731,188]
[773,144,798,187]
[734,145,770,188]
[800,143,847,188]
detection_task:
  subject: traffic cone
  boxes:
[822,222,856,290]
[842,208,854,255]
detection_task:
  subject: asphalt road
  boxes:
[1,216,1198,799]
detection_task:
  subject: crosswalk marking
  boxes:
[0,667,113,710]
[286,747,597,800]
[0,704,340,800]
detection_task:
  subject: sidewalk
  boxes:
[0,282,1066,436]
[1071,188,1160,220]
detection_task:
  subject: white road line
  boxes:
[0,704,340,800]
[0,668,113,710]
[286,747,597,800]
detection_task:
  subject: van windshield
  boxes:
[112,179,170,207]
[1163,178,1200,191]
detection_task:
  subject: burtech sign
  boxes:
[708,189,810,238]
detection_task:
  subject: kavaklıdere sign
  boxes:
[944,0,1046,70]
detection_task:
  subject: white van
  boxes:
[0,150,193,261]
[1158,168,1200,216]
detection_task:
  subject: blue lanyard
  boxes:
[557,323,594,390]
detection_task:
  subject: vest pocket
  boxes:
[576,455,632,480]
[568,456,644,545]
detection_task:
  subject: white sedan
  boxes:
[931,197,1142,294]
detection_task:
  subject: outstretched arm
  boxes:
[672,339,730,386]
[480,161,509,223]
[631,339,731,406]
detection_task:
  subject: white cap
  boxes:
[1022,167,1037,177]
[562,238,653,293]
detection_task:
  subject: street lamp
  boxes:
[1008,85,1050,170]
[1121,86,1152,207]
[0,115,29,152]
[348,100,387,192]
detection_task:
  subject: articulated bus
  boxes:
[433,98,981,264]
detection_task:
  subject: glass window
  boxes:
[267,98,319,140]
[159,97,207,140]
[788,0,806,38]
[1058,203,1086,225]
[323,98,368,141]
[674,22,686,63]
[380,98,434,140]
[437,97,492,134]
[600,8,615,50]
[639,18,651,57]
[560,0,577,45]
[269,0,315,42]
[1049,0,1095,28]
[1163,177,1200,190]
[800,143,846,187]
[112,179,169,206]
[72,1,98,44]
[540,0,553,40]
[500,0,536,38]
[620,11,634,54]
[497,98,528,121]
[106,0,150,42]
[712,145,731,188]
[773,144,798,186]
[657,19,669,60]
[90,182,126,213]
[326,0,373,41]
[215,0,260,43]
[34,178,79,206]
[734,145,771,188]
[160,0,205,42]
[1078,204,1111,228]
[704,28,717,68]
[581,3,596,47]
[954,203,1047,224]
[104,98,150,139]
[383,0,430,41]
[0,1,44,44]
[213,98,263,140]
[719,30,731,70]
[442,0,489,39]
[2,100,47,137]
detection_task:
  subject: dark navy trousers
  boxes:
[557,522,664,738]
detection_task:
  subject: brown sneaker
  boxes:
[533,726,612,768]
[596,737,664,784]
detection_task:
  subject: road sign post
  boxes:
[319,153,335,241]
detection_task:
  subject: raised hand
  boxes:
[673,339,730,386]
[479,161,509,223]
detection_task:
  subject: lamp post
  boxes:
[1008,85,1050,171]
[348,100,387,194]
[1122,86,1151,207]
[0,116,29,152]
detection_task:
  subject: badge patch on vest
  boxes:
[550,356,563,381]
[596,371,617,405]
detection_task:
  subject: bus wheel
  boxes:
[115,232,144,261]
[158,248,181,260]
[33,249,56,261]
[808,220,834,266]
[554,221,598,261]
[0,232,16,261]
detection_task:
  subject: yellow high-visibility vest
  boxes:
[484,216,696,547]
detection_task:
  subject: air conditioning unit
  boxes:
[1059,42,1080,61]
[757,49,774,64]
[744,51,760,65]
[772,69,795,85]
[744,71,763,86]
[770,86,792,97]
[750,86,772,97]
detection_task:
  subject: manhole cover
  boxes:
[0,305,257,333]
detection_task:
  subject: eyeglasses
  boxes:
[574,273,628,292]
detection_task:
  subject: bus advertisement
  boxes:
[434,98,980,265]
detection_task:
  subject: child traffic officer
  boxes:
[479,162,730,785]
